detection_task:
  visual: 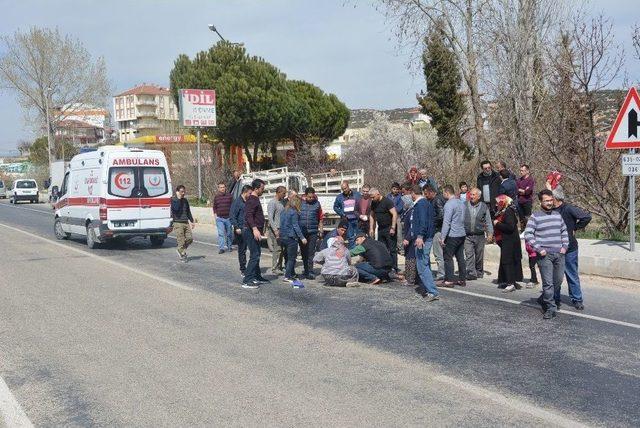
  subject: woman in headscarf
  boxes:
[313,236,359,287]
[493,195,523,292]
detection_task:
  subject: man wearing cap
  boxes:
[350,232,402,284]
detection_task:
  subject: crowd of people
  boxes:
[171,160,593,320]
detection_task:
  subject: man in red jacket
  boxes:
[213,182,234,254]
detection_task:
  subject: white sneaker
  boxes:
[503,284,516,292]
[345,281,360,288]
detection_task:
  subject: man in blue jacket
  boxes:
[299,187,324,279]
[333,181,361,248]
[407,184,439,302]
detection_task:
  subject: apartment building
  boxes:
[113,84,179,142]
[52,103,112,146]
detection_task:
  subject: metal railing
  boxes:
[310,169,364,194]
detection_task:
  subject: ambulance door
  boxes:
[139,166,170,230]
[107,166,140,230]
[56,172,72,233]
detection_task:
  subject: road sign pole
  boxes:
[197,128,202,201]
[631,149,636,252]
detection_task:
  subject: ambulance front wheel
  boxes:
[54,218,70,240]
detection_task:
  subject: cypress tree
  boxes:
[418,23,469,158]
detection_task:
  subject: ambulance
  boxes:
[53,146,173,248]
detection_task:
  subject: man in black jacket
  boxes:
[553,187,592,310]
[477,160,502,217]
[171,184,195,262]
[230,184,253,277]
[242,179,269,288]
[423,184,446,280]
[350,232,402,284]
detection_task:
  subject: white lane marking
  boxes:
[0,222,194,291]
[0,376,33,428]
[441,288,640,330]
[432,373,587,428]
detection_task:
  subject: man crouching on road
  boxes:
[171,184,195,262]
[350,232,403,284]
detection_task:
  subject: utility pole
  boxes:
[631,148,636,252]
[44,88,53,176]
[197,128,202,200]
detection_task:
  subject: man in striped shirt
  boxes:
[524,189,569,319]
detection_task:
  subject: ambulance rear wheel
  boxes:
[54,218,70,240]
[150,236,165,247]
[86,225,99,249]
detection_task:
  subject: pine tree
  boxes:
[418,23,469,158]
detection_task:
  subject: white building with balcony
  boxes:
[113,84,179,142]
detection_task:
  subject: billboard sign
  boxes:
[179,89,216,127]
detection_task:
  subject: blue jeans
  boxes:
[281,237,299,279]
[538,252,565,312]
[416,239,439,296]
[216,217,233,250]
[556,250,583,303]
[242,228,261,282]
[236,231,247,274]
[346,218,359,249]
[355,262,389,282]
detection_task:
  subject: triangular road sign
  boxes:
[605,87,640,149]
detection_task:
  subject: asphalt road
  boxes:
[0,200,639,427]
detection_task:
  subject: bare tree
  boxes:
[633,24,640,62]
[483,0,564,162]
[538,15,630,233]
[0,27,110,167]
[380,0,490,154]
[341,112,458,188]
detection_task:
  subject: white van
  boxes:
[53,146,173,248]
[10,179,39,204]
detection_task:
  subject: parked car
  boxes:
[0,180,6,199]
[10,179,39,204]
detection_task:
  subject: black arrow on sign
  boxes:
[629,109,640,138]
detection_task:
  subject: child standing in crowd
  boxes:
[459,182,469,201]
[525,240,539,288]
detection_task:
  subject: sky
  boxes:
[0,0,638,152]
